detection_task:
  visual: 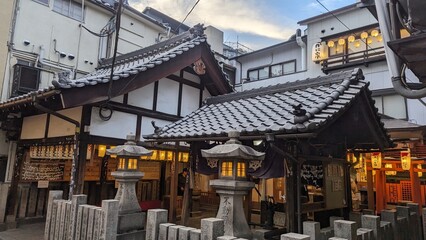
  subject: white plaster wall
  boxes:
[407,98,426,125]
[156,78,179,115]
[202,89,211,102]
[204,25,224,55]
[128,82,155,109]
[140,116,172,140]
[183,72,201,84]
[90,107,137,139]
[181,85,200,116]
[47,107,82,138]
[20,114,47,139]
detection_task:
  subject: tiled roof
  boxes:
[52,25,208,89]
[150,68,384,140]
[0,87,58,110]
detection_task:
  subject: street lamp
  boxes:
[202,130,265,239]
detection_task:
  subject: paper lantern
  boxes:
[338,38,346,45]
[366,37,373,45]
[354,40,361,48]
[327,40,335,48]
[400,150,411,170]
[348,35,356,43]
[371,152,382,169]
[371,29,379,37]
[98,145,106,157]
[361,31,369,39]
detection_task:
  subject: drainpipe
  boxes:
[296,29,306,71]
[31,94,80,200]
[374,0,426,98]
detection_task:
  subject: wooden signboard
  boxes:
[21,161,65,181]
[140,161,161,180]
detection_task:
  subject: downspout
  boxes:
[31,94,80,200]
[296,29,306,71]
[374,0,426,98]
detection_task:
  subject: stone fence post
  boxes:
[44,190,63,240]
[201,218,224,240]
[146,209,168,240]
[280,233,310,240]
[100,199,119,240]
[334,220,357,240]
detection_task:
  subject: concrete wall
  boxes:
[0,0,14,97]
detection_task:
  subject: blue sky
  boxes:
[129,0,355,50]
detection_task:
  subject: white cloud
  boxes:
[308,0,350,11]
[129,0,296,40]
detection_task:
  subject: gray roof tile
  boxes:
[148,68,385,140]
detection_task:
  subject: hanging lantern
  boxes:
[418,164,422,177]
[327,40,335,48]
[348,35,356,43]
[371,29,379,37]
[400,149,411,170]
[371,152,382,169]
[354,40,361,48]
[98,145,106,157]
[366,37,373,45]
[166,151,174,161]
[376,34,383,42]
[361,31,369,39]
[338,38,346,45]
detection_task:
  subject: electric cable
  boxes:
[174,0,201,33]
[80,24,115,37]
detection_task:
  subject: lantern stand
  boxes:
[201,130,265,239]
[107,134,152,239]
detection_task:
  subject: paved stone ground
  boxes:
[0,222,44,240]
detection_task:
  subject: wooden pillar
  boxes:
[169,142,179,222]
[410,165,422,212]
[286,160,297,233]
[5,146,25,222]
[367,169,374,211]
[375,170,386,214]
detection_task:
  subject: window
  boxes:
[221,161,233,177]
[237,162,246,178]
[373,94,407,119]
[248,60,296,81]
[33,0,49,5]
[53,0,84,21]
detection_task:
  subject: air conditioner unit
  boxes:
[11,64,40,97]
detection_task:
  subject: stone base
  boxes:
[118,211,146,234]
[117,229,146,240]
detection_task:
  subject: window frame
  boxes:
[247,59,297,81]
[33,0,49,6]
[53,0,85,22]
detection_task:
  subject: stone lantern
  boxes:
[201,131,265,239]
[107,134,152,239]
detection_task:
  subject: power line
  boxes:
[175,0,201,32]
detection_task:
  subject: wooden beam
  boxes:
[367,169,374,211]
[169,142,179,222]
[375,170,386,214]
[166,74,203,90]
[107,101,181,122]
[410,166,422,212]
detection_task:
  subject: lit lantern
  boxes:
[327,40,335,48]
[376,34,383,42]
[179,152,189,162]
[166,151,174,161]
[371,29,379,37]
[201,131,265,238]
[348,35,356,43]
[312,42,327,62]
[338,38,345,45]
[418,164,422,177]
[98,145,106,157]
[400,149,411,170]
[371,152,382,169]
[107,135,152,214]
[366,37,373,45]
[361,31,369,39]
[159,150,166,160]
[354,40,361,48]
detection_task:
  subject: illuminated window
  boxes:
[237,162,246,177]
[118,158,126,170]
[221,161,233,177]
[128,158,138,170]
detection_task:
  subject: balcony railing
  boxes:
[321,46,386,73]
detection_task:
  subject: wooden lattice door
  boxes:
[400,181,412,201]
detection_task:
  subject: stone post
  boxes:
[302,221,320,240]
[334,220,357,240]
[407,203,422,240]
[159,223,175,240]
[101,199,119,240]
[396,206,410,240]
[201,218,224,240]
[168,225,184,240]
[381,209,397,240]
[69,194,87,240]
[190,229,201,240]
[280,233,310,240]
[44,190,63,240]
[217,236,237,240]
[361,215,381,240]
[146,209,168,240]
[179,227,196,240]
[357,228,373,240]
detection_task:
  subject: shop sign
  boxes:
[311,42,327,62]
